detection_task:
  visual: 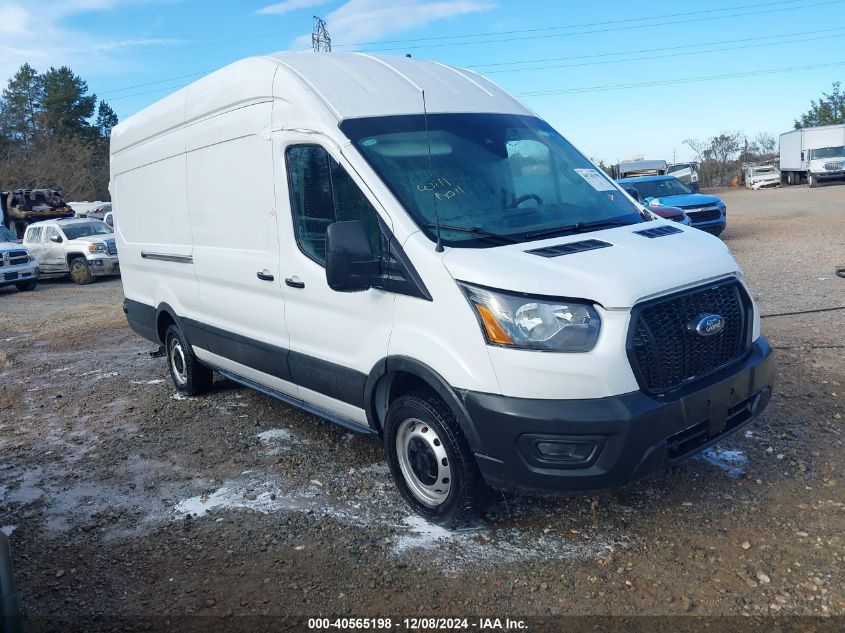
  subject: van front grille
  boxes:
[628,280,751,394]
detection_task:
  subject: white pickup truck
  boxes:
[23,218,119,284]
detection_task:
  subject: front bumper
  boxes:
[464,337,775,494]
[0,262,39,287]
[87,255,120,276]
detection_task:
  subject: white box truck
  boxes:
[111,53,774,525]
[779,124,845,187]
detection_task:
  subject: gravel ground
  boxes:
[1,184,843,631]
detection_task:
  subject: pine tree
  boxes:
[1,63,42,148]
[39,66,97,139]
[96,101,119,139]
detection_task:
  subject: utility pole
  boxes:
[312,16,331,52]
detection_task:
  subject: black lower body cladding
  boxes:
[465,337,775,494]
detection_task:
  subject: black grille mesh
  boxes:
[629,281,750,393]
[686,209,722,222]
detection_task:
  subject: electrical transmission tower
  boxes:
[312,16,331,52]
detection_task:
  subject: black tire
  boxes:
[164,323,213,395]
[69,258,94,285]
[808,173,818,188]
[15,280,37,292]
[384,390,485,527]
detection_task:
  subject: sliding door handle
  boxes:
[285,276,305,289]
[257,270,275,281]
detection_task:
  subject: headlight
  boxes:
[88,243,105,253]
[458,282,601,352]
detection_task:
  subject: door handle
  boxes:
[257,270,275,281]
[285,276,305,289]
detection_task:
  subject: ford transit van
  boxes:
[111,53,774,526]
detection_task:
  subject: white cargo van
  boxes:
[112,53,774,525]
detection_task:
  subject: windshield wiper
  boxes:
[524,218,636,240]
[424,223,519,244]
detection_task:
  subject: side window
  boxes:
[44,227,58,243]
[287,145,383,265]
[25,227,40,243]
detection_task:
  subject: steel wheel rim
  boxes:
[168,336,188,387]
[395,417,451,507]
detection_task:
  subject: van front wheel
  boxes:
[384,391,485,527]
[165,324,213,395]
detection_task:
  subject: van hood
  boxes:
[440,222,739,309]
[649,193,722,208]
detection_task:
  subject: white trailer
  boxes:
[779,124,845,187]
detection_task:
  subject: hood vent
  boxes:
[526,239,612,258]
[635,225,683,239]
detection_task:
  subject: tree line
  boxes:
[0,64,117,201]
[683,82,843,187]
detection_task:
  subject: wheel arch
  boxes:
[364,356,482,452]
[65,252,87,267]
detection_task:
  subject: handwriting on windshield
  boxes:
[417,177,466,201]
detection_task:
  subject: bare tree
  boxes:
[684,132,743,187]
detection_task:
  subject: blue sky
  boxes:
[2,0,843,163]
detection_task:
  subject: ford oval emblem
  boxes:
[690,314,726,337]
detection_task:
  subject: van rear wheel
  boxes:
[384,390,485,527]
[165,324,213,395]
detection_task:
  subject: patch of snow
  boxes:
[257,428,292,443]
[171,393,190,400]
[174,479,302,518]
[698,447,748,479]
[394,516,454,551]
[95,372,119,380]
[1,525,15,536]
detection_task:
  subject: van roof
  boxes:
[112,52,533,154]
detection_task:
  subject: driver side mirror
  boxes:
[49,234,62,243]
[325,221,379,292]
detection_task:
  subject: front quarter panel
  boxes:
[388,232,501,394]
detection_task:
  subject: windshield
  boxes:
[808,146,845,160]
[623,177,693,199]
[0,226,17,242]
[341,113,643,247]
[62,221,112,240]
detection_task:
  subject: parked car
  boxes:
[666,162,700,192]
[23,218,119,285]
[744,164,781,189]
[0,228,39,292]
[69,201,112,220]
[621,186,690,225]
[113,53,773,526]
[618,175,726,235]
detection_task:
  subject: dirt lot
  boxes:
[1,184,844,631]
